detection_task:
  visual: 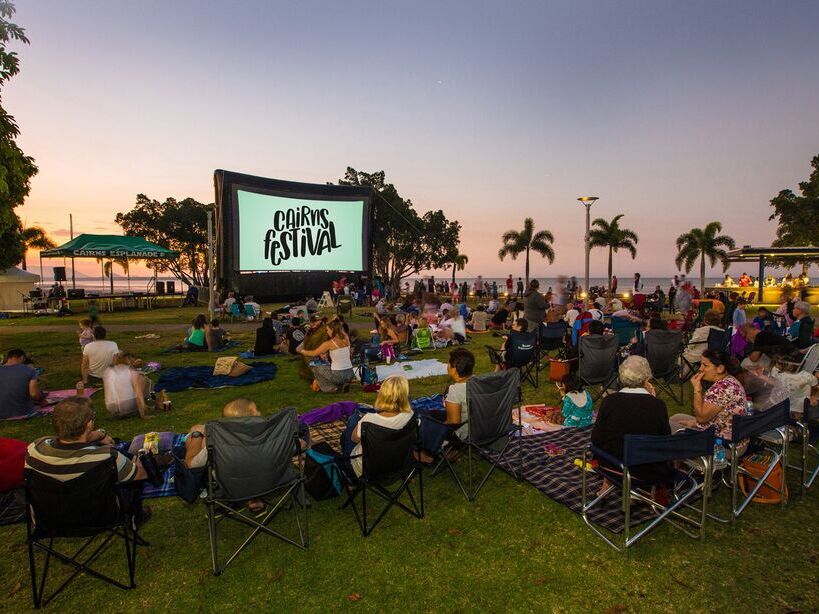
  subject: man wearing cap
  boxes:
[0,349,46,419]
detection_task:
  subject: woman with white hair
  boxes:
[790,300,815,349]
[591,355,671,483]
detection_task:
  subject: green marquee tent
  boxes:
[40,234,178,259]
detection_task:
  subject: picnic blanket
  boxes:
[239,350,279,360]
[115,434,187,499]
[155,362,277,392]
[2,388,99,421]
[376,359,448,382]
[486,427,653,533]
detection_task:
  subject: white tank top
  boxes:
[329,339,353,371]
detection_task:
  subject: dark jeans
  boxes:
[419,409,450,455]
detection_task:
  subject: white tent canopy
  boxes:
[0,267,40,311]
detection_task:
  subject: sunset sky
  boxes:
[8,0,819,280]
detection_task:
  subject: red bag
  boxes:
[0,438,27,491]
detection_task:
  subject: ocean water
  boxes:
[409,276,727,292]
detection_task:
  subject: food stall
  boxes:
[717,246,819,305]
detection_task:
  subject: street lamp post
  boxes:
[577,196,599,298]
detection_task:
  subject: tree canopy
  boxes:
[337,167,461,289]
[675,221,735,292]
[0,1,38,271]
[768,153,819,270]
[114,194,209,286]
[588,214,638,292]
[498,217,554,285]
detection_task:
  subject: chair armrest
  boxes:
[588,445,624,470]
[417,411,466,430]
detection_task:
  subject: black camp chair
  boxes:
[431,369,522,501]
[24,461,146,609]
[725,401,790,521]
[538,321,568,359]
[485,330,539,387]
[577,334,619,402]
[205,409,307,576]
[581,427,715,551]
[339,418,424,536]
[645,329,685,405]
[681,327,730,381]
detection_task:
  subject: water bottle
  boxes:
[745,396,754,416]
[714,438,726,465]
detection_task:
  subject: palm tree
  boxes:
[588,214,639,296]
[96,257,130,294]
[20,226,55,270]
[450,252,468,285]
[675,222,736,293]
[498,217,555,285]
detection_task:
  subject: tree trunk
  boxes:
[109,259,114,295]
[452,263,456,285]
[524,248,530,286]
[21,257,27,271]
[607,247,613,299]
[700,254,706,295]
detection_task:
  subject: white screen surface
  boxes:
[237,190,365,271]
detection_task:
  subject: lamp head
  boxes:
[577,196,599,204]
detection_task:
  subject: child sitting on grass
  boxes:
[557,372,593,427]
[78,318,95,349]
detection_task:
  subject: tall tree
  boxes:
[114,194,208,286]
[675,222,736,293]
[449,252,468,284]
[587,214,638,295]
[768,153,819,273]
[0,2,38,271]
[497,217,554,285]
[95,257,129,293]
[338,168,461,291]
[19,225,54,270]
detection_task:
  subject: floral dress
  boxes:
[561,390,594,427]
[701,376,747,440]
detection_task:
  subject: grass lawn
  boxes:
[0,305,817,612]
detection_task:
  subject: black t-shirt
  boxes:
[591,392,672,482]
[752,330,795,356]
[491,308,509,325]
[254,326,277,356]
[286,326,306,354]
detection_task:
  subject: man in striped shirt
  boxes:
[25,396,149,521]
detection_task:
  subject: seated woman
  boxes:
[591,356,671,483]
[344,375,415,478]
[102,352,153,419]
[437,310,467,344]
[752,306,776,332]
[670,349,747,442]
[375,314,400,364]
[558,372,593,427]
[297,320,354,392]
[182,314,208,351]
[254,317,278,356]
[393,313,409,345]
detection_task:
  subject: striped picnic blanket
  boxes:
[487,427,653,533]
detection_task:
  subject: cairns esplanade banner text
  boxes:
[237,190,365,272]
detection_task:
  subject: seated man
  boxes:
[790,300,816,349]
[278,317,307,354]
[25,396,149,522]
[496,318,530,369]
[219,291,236,315]
[0,349,46,419]
[744,325,797,364]
[445,348,476,440]
[244,296,261,318]
[81,326,119,384]
[206,319,229,351]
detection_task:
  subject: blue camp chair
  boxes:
[789,399,819,492]
[228,302,242,322]
[244,303,257,321]
[725,400,790,520]
[581,427,715,551]
[610,317,640,347]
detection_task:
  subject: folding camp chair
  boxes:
[484,331,538,387]
[777,343,819,375]
[581,427,715,551]
[577,334,619,402]
[430,369,522,501]
[789,399,819,492]
[243,303,258,321]
[24,461,146,609]
[725,401,790,521]
[610,317,640,347]
[339,419,424,536]
[538,321,568,359]
[205,409,307,575]
[680,327,730,382]
[645,329,685,405]
[336,297,354,318]
[228,302,242,322]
